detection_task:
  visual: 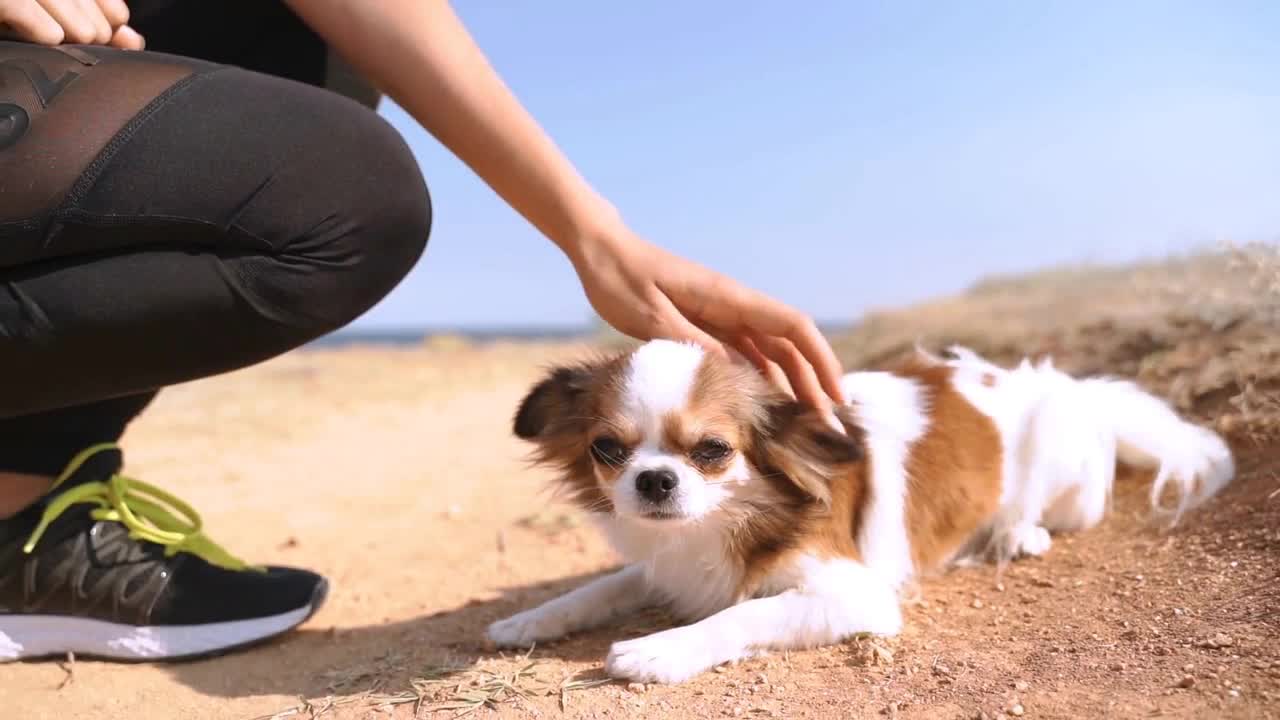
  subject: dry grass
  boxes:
[1210,241,1280,441]
[257,649,613,719]
[512,510,581,537]
[832,242,1280,443]
[1225,239,1280,323]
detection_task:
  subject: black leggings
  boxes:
[0,41,431,475]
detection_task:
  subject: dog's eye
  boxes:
[691,438,732,464]
[589,437,630,466]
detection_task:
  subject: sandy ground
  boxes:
[6,250,1280,720]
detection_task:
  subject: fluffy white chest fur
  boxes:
[488,341,1233,684]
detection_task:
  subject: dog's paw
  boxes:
[605,629,719,684]
[1011,524,1052,558]
[487,610,565,648]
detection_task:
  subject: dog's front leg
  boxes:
[488,564,652,648]
[605,575,901,684]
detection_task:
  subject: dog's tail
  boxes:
[939,346,1235,530]
[1077,376,1235,523]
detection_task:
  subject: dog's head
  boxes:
[512,340,863,524]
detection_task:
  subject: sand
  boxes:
[6,250,1279,720]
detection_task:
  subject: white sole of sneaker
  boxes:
[0,604,313,661]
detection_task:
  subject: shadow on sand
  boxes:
[156,567,674,703]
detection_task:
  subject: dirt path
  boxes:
[6,342,1277,720]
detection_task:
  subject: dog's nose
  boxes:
[635,469,678,503]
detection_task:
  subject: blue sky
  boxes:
[357,1,1280,330]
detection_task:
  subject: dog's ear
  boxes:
[513,365,595,440]
[748,400,864,505]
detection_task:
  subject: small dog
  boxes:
[488,340,1234,683]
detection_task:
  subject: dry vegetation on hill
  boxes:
[834,242,1280,444]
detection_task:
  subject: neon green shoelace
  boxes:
[23,443,263,573]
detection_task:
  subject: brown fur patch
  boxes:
[891,359,1004,573]
[511,352,633,513]
[738,403,870,594]
[686,357,770,435]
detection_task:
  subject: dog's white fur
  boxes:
[488,341,1234,683]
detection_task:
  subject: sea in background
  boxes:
[308,326,592,348]
[309,324,854,349]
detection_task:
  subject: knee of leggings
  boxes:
[277,104,433,336]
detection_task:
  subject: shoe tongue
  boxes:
[56,447,125,491]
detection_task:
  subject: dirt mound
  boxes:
[834,245,1280,442]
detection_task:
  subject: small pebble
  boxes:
[1178,675,1196,689]
[627,683,647,694]
[1014,681,1030,692]
[755,673,769,685]
[1008,704,1025,717]
[972,598,985,609]
[1216,414,1240,434]
[1109,662,1126,672]
[1200,633,1234,649]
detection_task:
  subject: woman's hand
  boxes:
[568,223,847,414]
[0,0,143,49]
[282,0,847,413]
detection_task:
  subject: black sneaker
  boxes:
[0,443,328,661]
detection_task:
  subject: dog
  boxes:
[487,339,1234,684]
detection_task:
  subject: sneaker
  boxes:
[0,443,328,661]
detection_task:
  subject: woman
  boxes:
[0,0,847,660]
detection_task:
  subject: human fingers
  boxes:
[0,0,63,44]
[107,22,142,49]
[741,296,845,406]
[93,0,127,28]
[750,333,838,422]
[648,290,729,359]
[663,268,846,405]
[73,0,111,43]
[718,331,792,394]
[36,0,100,43]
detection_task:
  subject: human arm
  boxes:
[284,0,848,410]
